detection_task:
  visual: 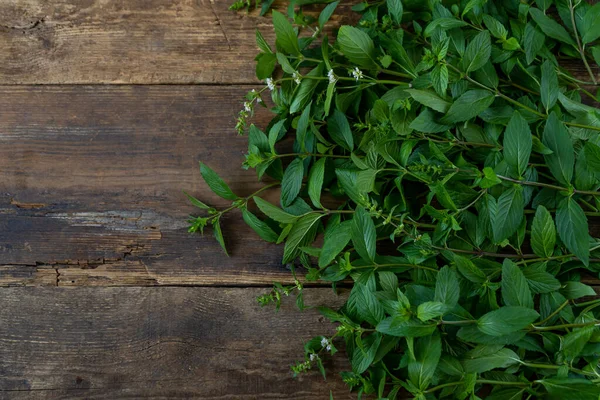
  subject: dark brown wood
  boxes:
[0,286,352,398]
[0,85,320,287]
[0,0,353,84]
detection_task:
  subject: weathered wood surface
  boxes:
[0,287,352,398]
[0,0,352,84]
[0,85,315,287]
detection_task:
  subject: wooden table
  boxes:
[0,1,354,398]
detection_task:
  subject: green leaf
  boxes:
[255,29,272,54]
[408,332,441,390]
[406,89,451,113]
[387,0,403,24]
[503,111,532,178]
[337,25,377,69]
[431,63,449,96]
[540,60,559,112]
[556,197,590,266]
[280,158,305,207]
[318,1,339,29]
[253,196,299,224]
[461,31,492,73]
[272,10,300,55]
[199,162,238,201]
[417,301,447,321]
[434,266,460,307]
[308,158,326,209]
[583,142,600,172]
[283,213,323,263]
[560,281,596,300]
[490,187,525,243]
[184,191,211,210]
[352,207,377,262]
[319,221,352,267]
[562,326,595,361]
[543,112,574,186]
[256,52,277,80]
[242,209,278,243]
[212,218,228,256]
[531,205,556,258]
[351,283,385,326]
[352,332,382,374]
[477,306,539,336]
[376,317,437,337]
[454,254,487,283]
[540,378,600,400]
[290,64,323,114]
[463,347,520,374]
[480,167,501,188]
[501,259,534,308]
[327,109,354,151]
[529,8,576,47]
[410,108,452,133]
[582,3,600,44]
[443,90,495,124]
[524,22,545,65]
[522,264,561,294]
[483,15,507,40]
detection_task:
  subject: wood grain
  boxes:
[0,85,316,287]
[0,286,352,399]
[0,0,352,84]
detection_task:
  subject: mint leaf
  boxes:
[463,347,520,374]
[501,259,534,308]
[443,90,495,124]
[477,306,539,336]
[503,111,532,178]
[199,162,238,200]
[242,209,279,243]
[531,205,556,258]
[327,109,354,151]
[461,31,492,73]
[337,25,377,69]
[540,60,558,112]
[351,207,377,262]
[272,10,300,55]
[408,332,441,390]
[308,158,326,208]
[543,112,574,186]
[280,158,305,207]
[556,197,590,265]
[529,8,576,46]
[253,196,299,224]
[434,266,460,307]
[490,187,525,243]
[318,221,352,267]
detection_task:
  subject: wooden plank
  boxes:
[0,0,352,84]
[0,85,302,286]
[0,286,352,398]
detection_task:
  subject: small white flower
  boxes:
[350,67,364,81]
[250,89,257,95]
[256,97,262,104]
[309,353,318,361]
[320,337,329,347]
[244,102,252,112]
[266,78,275,91]
[327,69,337,84]
[326,345,332,351]
[293,71,302,85]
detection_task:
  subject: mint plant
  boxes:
[188,0,600,398]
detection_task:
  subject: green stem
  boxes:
[569,0,597,84]
[497,174,600,196]
[274,152,351,159]
[352,263,439,273]
[531,321,600,331]
[212,182,280,220]
[536,300,570,326]
[440,319,477,325]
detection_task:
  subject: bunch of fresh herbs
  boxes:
[188,0,600,398]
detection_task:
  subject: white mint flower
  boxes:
[309,353,318,361]
[266,78,275,91]
[326,345,332,351]
[350,67,364,81]
[293,71,302,85]
[320,337,329,347]
[244,102,251,112]
[256,97,262,104]
[327,69,337,84]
